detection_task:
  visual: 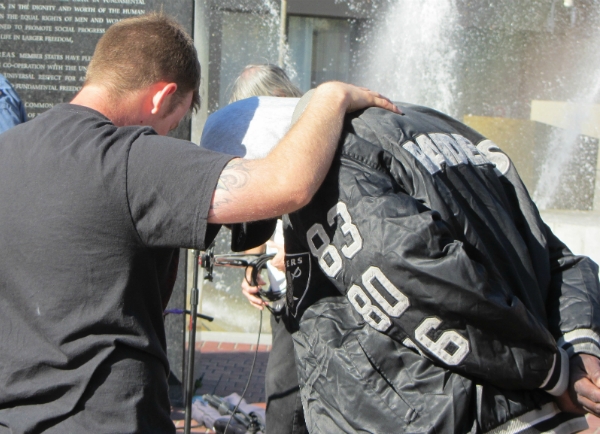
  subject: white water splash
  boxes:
[258,0,297,79]
[359,0,459,116]
[533,29,600,210]
[532,103,600,210]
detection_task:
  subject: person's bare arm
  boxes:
[207,82,399,224]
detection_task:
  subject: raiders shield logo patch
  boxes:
[285,252,311,318]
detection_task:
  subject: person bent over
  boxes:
[201,94,600,434]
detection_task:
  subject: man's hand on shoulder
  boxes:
[556,353,600,416]
[315,82,402,115]
[206,81,399,225]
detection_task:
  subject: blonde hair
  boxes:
[85,12,201,112]
[230,64,302,102]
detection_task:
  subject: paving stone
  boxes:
[191,341,269,402]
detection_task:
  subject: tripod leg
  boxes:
[184,249,201,434]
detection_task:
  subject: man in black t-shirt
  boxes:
[0,13,399,434]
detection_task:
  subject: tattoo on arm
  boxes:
[208,195,232,218]
[216,159,250,191]
[209,159,251,218]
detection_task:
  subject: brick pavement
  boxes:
[192,340,271,403]
[172,340,270,432]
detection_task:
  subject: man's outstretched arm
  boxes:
[207,82,400,224]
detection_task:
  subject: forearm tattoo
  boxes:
[209,159,251,215]
[216,159,250,191]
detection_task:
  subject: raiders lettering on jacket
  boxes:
[286,256,303,268]
[402,133,510,176]
[306,200,470,366]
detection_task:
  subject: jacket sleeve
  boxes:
[491,137,600,362]
[544,226,600,359]
[0,76,27,134]
[301,156,568,394]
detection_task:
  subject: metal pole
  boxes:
[278,0,288,67]
[184,249,201,434]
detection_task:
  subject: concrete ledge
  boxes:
[190,331,273,346]
[531,101,600,139]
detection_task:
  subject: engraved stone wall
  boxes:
[0,0,193,120]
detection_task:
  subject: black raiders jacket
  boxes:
[279,104,600,433]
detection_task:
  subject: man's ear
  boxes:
[150,82,178,115]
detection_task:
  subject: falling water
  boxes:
[216,0,296,108]
[358,0,460,116]
[532,31,600,210]
[353,0,600,211]
[532,90,600,209]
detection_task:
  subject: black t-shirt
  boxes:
[0,104,232,433]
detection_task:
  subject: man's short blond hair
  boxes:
[85,12,200,112]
